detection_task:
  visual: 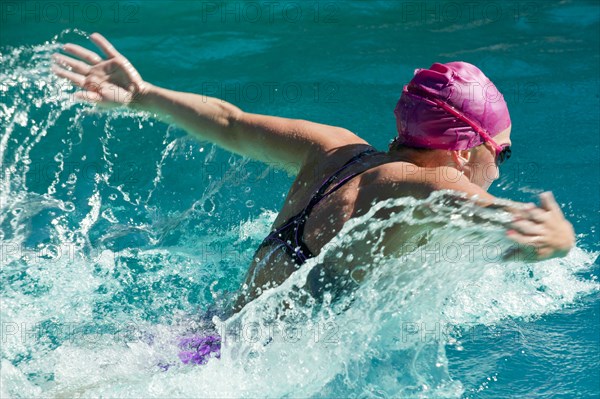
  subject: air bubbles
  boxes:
[53,152,64,162]
[108,193,118,201]
[244,187,251,193]
[245,200,255,208]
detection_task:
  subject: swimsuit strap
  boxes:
[264,147,378,239]
[304,147,379,215]
[259,147,378,265]
[292,148,379,251]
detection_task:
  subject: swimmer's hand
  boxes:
[51,32,148,108]
[504,192,575,261]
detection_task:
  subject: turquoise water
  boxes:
[1,1,599,397]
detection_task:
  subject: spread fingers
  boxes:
[53,54,91,75]
[51,64,85,87]
[62,43,104,65]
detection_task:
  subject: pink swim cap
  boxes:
[393,61,511,151]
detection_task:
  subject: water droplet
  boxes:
[39,245,60,260]
[203,198,216,214]
[101,209,118,223]
[66,173,77,185]
[59,202,75,212]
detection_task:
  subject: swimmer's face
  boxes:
[465,126,512,190]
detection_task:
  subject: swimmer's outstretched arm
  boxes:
[372,168,575,263]
[51,33,365,174]
[450,174,575,261]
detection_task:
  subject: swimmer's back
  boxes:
[234,143,492,310]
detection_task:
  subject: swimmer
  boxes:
[52,33,575,314]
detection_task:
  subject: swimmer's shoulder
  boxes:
[360,162,496,206]
[433,167,497,205]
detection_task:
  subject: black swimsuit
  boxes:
[252,147,380,267]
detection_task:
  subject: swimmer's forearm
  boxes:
[129,83,354,172]
[131,83,244,153]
